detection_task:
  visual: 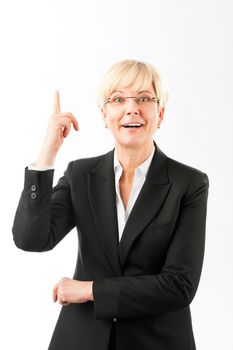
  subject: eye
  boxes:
[137,96,151,103]
[113,96,125,103]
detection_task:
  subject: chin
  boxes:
[116,137,145,148]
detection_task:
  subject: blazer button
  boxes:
[113,317,117,322]
[31,192,37,199]
[31,185,37,191]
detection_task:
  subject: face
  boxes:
[102,83,164,149]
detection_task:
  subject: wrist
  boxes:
[36,150,57,167]
[87,281,94,301]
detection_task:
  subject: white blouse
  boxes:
[113,145,155,241]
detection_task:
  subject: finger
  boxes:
[63,122,71,137]
[55,112,79,131]
[70,116,79,131]
[53,89,61,115]
[73,118,79,131]
[53,284,58,302]
[58,294,67,305]
[54,115,79,134]
[54,118,71,138]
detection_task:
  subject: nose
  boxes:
[125,98,140,115]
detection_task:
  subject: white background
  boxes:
[1,0,232,349]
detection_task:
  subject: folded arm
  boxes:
[93,172,209,319]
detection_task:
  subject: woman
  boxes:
[12,59,209,350]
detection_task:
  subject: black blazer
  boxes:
[12,141,209,350]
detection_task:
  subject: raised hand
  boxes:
[35,90,79,167]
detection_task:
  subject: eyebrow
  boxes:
[112,90,153,95]
[138,90,153,94]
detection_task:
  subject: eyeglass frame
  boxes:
[103,95,160,107]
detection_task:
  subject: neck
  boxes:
[115,141,155,173]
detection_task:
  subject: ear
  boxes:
[101,107,107,123]
[157,106,165,126]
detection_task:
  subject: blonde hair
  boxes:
[97,59,169,110]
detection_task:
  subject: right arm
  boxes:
[12,90,79,251]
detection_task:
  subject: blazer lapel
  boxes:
[87,141,172,274]
[87,148,122,276]
[117,142,172,267]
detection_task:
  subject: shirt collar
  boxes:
[114,144,155,177]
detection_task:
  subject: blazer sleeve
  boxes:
[12,161,75,252]
[92,171,209,320]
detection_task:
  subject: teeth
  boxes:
[124,123,142,127]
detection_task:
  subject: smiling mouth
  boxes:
[122,123,144,128]
[123,125,142,128]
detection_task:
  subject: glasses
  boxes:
[104,95,160,107]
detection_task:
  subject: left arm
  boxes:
[92,172,209,320]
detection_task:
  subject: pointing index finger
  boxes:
[53,89,61,115]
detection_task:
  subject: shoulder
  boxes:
[65,151,109,178]
[166,155,209,189]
